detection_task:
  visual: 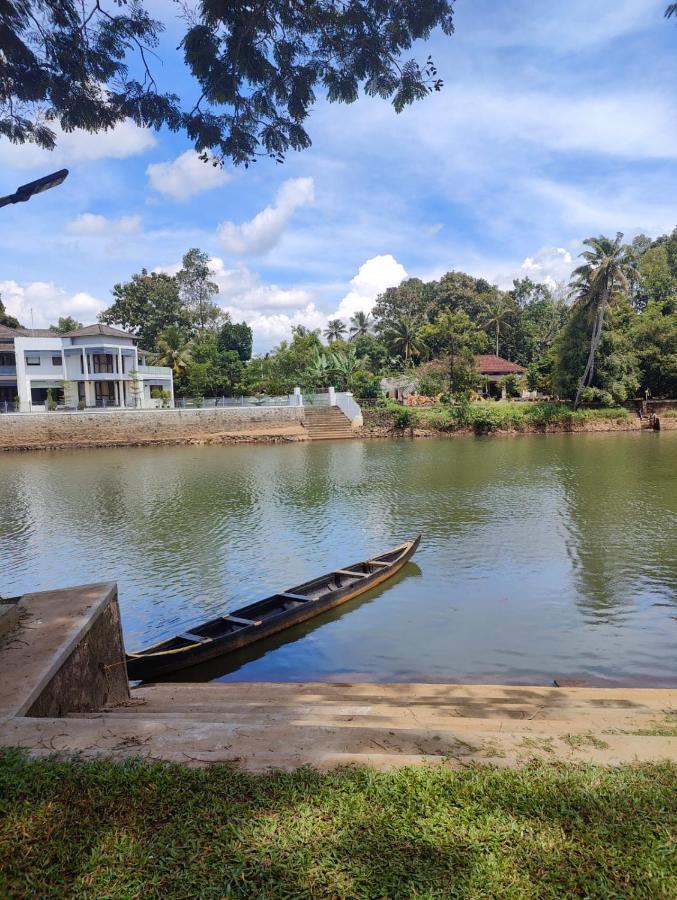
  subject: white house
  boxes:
[0,323,174,412]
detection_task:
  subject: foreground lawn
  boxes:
[1,752,675,898]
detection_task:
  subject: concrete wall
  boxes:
[0,405,306,450]
[27,591,130,717]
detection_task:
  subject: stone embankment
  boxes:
[0,406,307,451]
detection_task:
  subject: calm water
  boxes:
[1,433,676,686]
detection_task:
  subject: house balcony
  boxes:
[138,365,173,379]
[0,365,17,376]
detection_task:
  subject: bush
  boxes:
[393,406,415,429]
[351,369,382,400]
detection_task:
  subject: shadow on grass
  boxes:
[0,750,675,898]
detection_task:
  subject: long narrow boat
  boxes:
[126,536,420,681]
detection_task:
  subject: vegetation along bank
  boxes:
[359,401,677,438]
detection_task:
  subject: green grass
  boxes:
[1,751,675,898]
[370,402,632,435]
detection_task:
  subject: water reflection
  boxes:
[1,433,675,685]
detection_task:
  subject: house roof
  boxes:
[474,354,526,374]
[63,324,137,340]
[0,322,137,341]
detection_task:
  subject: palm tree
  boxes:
[569,233,637,409]
[323,319,347,343]
[480,293,515,357]
[152,326,192,376]
[383,315,425,366]
[349,311,371,339]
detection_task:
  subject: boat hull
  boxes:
[127,536,420,681]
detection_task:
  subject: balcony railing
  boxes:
[0,365,17,375]
[138,365,173,378]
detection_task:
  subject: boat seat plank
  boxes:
[224,615,262,627]
[279,592,309,602]
[368,560,390,568]
[335,569,369,578]
[177,631,210,644]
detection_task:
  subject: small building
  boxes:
[0,323,174,412]
[475,355,526,398]
[380,375,419,401]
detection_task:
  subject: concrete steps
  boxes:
[303,406,354,440]
[12,681,662,770]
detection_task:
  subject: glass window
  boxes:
[52,355,62,366]
[26,353,40,366]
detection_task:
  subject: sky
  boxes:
[1,0,675,352]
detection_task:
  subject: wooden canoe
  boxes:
[126,536,420,681]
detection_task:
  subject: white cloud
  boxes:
[461,0,656,51]
[208,257,314,310]
[0,120,156,170]
[509,247,575,290]
[218,177,315,255]
[66,213,142,236]
[146,150,231,200]
[331,254,407,320]
[0,280,106,328]
[231,304,329,347]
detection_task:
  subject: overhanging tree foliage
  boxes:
[1,0,455,165]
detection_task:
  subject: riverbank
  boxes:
[358,402,677,438]
[1,401,675,451]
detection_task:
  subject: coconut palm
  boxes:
[383,315,425,365]
[480,293,515,357]
[152,326,192,376]
[569,233,637,409]
[324,319,347,343]
[349,311,371,339]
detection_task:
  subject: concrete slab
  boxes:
[1,680,674,771]
[0,582,127,719]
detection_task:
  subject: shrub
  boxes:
[351,369,382,400]
[392,406,415,429]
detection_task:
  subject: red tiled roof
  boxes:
[474,354,526,374]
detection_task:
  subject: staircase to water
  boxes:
[303,405,354,440]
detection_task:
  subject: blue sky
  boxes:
[1,0,675,351]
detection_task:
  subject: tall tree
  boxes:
[568,234,638,409]
[480,292,515,357]
[418,310,486,398]
[176,249,222,334]
[100,271,188,350]
[217,319,253,362]
[1,1,454,166]
[349,311,371,339]
[324,319,347,343]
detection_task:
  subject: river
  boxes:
[1,432,675,686]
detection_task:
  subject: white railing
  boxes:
[334,391,363,426]
[138,365,173,378]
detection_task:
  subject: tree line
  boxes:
[3,229,675,405]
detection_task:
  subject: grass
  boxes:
[368,402,632,435]
[562,733,611,751]
[1,751,676,898]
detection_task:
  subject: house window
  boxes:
[26,353,40,366]
[92,353,114,373]
[52,355,62,366]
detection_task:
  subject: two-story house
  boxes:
[0,323,174,412]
